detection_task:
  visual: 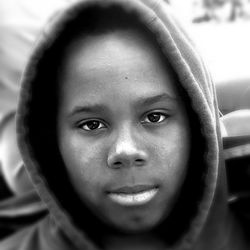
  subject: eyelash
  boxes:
[77,112,169,131]
[77,120,107,131]
[142,112,168,124]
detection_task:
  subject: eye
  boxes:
[78,120,106,131]
[142,112,168,124]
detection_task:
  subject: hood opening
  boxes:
[18,1,212,248]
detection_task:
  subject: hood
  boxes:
[16,0,228,249]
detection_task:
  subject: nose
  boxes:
[107,126,148,169]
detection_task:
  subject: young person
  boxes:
[0,0,249,249]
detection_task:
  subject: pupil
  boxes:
[88,121,99,130]
[148,113,160,122]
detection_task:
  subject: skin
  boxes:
[56,29,191,236]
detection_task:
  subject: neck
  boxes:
[102,230,167,250]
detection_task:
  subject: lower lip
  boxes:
[108,188,158,206]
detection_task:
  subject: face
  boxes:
[57,29,191,233]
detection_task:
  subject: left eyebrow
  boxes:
[67,104,108,119]
[135,93,177,108]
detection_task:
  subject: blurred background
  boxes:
[171,0,250,114]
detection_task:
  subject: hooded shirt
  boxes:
[0,0,249,249]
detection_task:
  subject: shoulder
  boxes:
[0,222,38,250]
[0,216,68,250]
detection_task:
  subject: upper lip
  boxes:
[108,185,157,194]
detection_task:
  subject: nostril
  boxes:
[135,159,145,166]
[113,161,123,168]
[110,159,144,168]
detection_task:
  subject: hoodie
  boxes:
[0,0,249,249]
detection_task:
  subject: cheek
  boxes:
[59,136,108,193]
[150,123,190,187]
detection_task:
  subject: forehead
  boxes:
[58,28,181,104]
[62,29,165,70]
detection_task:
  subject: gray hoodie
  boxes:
[0,0,249,249]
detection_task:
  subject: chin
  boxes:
[110,215,162,234]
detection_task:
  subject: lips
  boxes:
[109,185,157,194]
[107,185,159,206]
